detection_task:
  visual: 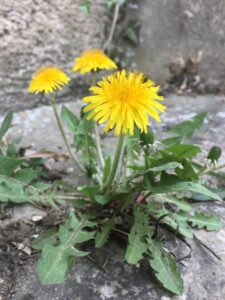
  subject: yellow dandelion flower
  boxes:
[83,70,166,136]
[28,66,70,94]
[73,49,117,74]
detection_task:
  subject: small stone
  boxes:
[22,246,32,256]
[183,10,194,18]
[66,167,74,174]
[13,243,32,255]
[99,285,115,300]
[32,215,43,222]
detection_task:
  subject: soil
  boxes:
[0,220,35,299]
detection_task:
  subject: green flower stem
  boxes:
[144,148,150,170]
[50,94,86,174]
[91,72,105,170]
[94,123,105,169]
[102,134,125,192]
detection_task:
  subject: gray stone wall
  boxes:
[131,0,225,85]
[0,0,105,113]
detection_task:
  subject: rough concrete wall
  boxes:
[131,0,225,85]
[0,0,105,112]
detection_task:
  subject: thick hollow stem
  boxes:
[50,94,86,174]
[144,148,150,170]
[91,72,105,170]
[95,123,105,169]
[102,134,125,192]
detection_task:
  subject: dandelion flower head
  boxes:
[83,70,166,136]
[73,49,117,74]
[28,66,70,94]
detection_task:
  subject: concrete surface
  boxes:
[3,94,225,160]
[129,0,225,86]
[0,0,105,113]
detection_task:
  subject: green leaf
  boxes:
[127,165,144,171]
[0,174,57,206]
[93,194,112,205]
[37,213,95,284]
[73,118,97,168]
[0,176,30,203]
[165,213,193,239]
[189,187,225,201]
[146,203,193,238]
[161,136,183,147]
[176,159,198,181]
[148,162,181,172]
[207,146,222,162]
[78,185,99,199]
[125,133,140,162]
[164,144,202,160]
[146,174,222,201]
[34,182,52,191]
[0,111,13,141]
[61,105,79,132]
[78,185,112,205]
[6,143,19,157]
[38,245,88,284]
[75,118,94,135]
[125,209,152,264]
[169,112,207,139]
[153,195,192,212]
[127,162,181,183]
[189,212,223,231]
[148,239,184,295]
[125,223,149,264]
[32,228,58,250]
[71,198,89,207]
[0,156,23,176]
[14,168,39,184]
[95,219,114,248]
